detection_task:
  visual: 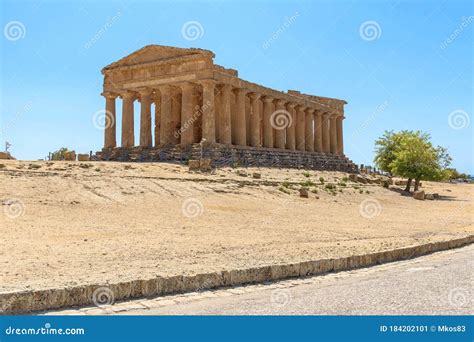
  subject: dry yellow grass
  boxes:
[0,160,472,293]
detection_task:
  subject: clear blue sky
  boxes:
[1,0,472,173]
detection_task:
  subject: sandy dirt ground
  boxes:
[0,160,472,293]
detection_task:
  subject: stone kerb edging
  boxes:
[1,235,473,314]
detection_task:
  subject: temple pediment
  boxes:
[103,44,214,71]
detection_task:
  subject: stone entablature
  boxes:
[100,44,347,159]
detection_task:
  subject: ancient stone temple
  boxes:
[96,44,356,171]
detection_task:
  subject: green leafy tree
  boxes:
[445,168,471,180]
[51,147,68,161]
[374,130,451,191]
[374,130,419,191]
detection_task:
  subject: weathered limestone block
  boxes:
[0,152,15,160]
[413,190,425,200]
[188,159,200,171]
[64,151,76,161]
[200,158,212,172]
[78,154,90,161]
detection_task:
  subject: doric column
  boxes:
[179,82,196,146]
[322,112,331,153]
[314,110,323,153]
[158,85,173,145]
[305,108,315,152]
[337,115,344,155]
[153,93,160,147]
[233,88,248,146]
[273,99,287,149]
[192,89,202,143]
[199,80,216,143]
[249,92,261,147]
[295,105,305,151]
[330,114,338,154]
[138,88,152,148]
[219,84,232,144]
[102,92,117,149]
[262,96,274,148]
[120,91,136,148]
[285,103,296,150]
[170,87,181,145]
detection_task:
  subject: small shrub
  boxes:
[325,183,336,190]
[311,188,318,194]
[338,181,347,187]
[342,176,349,182]
[359,189,364,194]
[0,164,5,169]
[79,163,92,169]
[278,186,290,194]
[301,179,316,187]
[94,168,101,172]
[282,181,291,188]
[319,177,325,184]
[302,171,311,178]
[365,190,370,194]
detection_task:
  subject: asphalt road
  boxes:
[102,244,474,315]
[47,244,473,316]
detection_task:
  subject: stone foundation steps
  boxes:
[95,144,358,173]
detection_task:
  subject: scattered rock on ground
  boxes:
[200,159,212,172]
[188,160,200,171]
[299,188,309,198]
[252,173,261,179]
[425,193,435,200]
[413,190,425,200]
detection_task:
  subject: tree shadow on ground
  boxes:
[387,186,466,202]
